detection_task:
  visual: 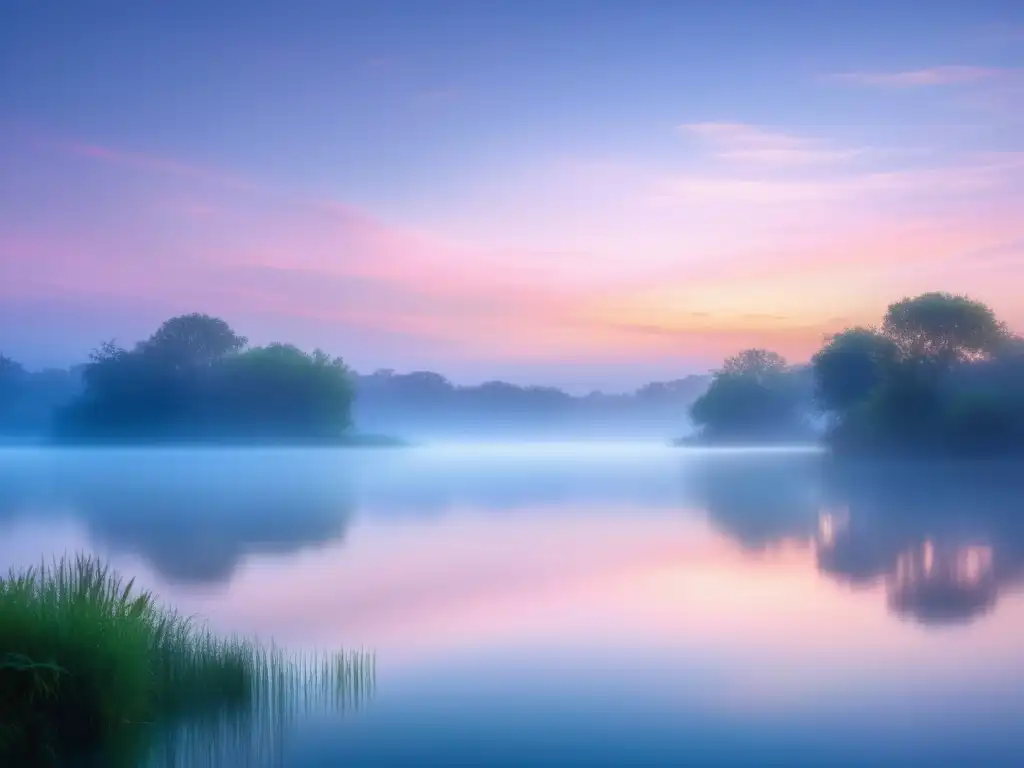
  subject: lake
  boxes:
[2,444,1024,766]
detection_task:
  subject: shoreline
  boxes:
[43,433,410,448]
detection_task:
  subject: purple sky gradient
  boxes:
[2,2,1023,390]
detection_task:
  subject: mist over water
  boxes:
[2,444,1024,766]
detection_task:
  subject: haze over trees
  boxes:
[690,292,1024,455]
[351,369,709,439]
[1,315,710,442]
[686,349,814,444]
[8,293,1020,451]
[0,354,79,440]
[815,293,1022,455]
[54,314,356,443]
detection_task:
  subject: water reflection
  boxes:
[813,462,1024,625]
[3,447,1024,627]
[144,651,376,768]
[4,447,1024,764]
[346,444,686,514]
[685,451,820,549]
[0,449,354,585]
[888,541,998,623]
[682,453,1024,626]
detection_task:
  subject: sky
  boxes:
[1,1,1023,391]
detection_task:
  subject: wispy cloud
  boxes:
[679,122,863,166]
[567,315,850,364]
[593,204,1024,344]
[42,138,262,193]
[7,118,1024,368]
[4,131,602,359]
[649,152,1024,206]
[962,238,1024,264]
[826,65,1004,87]
[973,25,1024,47]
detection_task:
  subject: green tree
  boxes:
[217,344,354,437]
[719,348,789,381]
[0,354,26,418]
[812,294,1024,455]
[0,354,22,376]
[689,349,805,443]
[55,317,355,442]
[812,328,899,413]
[882,292,1007,370]
[139,314,248,370]
[0,354,25,391]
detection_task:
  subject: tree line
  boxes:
[0,357,79,438]
[7,293,1019,451]
[1,314,711,442]
[689,292,1024,455]
[351,369,709,438]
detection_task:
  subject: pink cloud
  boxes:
[43,137,262,193]
[560,198,1024,363]
[560,317,852,366]
[3,135,601,358]
[1,222,585,356]
[30,134,568,303]
[679,122,864,166]
[827,65,1006,87]
[7,124,1024,368]
[606,204,1024,299]
[648,153,1024,206]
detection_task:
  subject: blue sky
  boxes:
[2,1,1023,390]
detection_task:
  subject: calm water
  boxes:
[2,445,1024,766]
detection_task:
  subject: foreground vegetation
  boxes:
[0,555,374,765]
[689,292,1024,455]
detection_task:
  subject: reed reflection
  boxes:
[143,649,376,768]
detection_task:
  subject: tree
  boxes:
[217,344,355,437]
[0,354,25,391]
[812,328,899,413]
[139,313,248,370]
[807,295,1024,456]
[719,349,789,381]
[689,349,805,443]
[0,354,26,414]
[55,317,355,442]
[0,354,23,377]
[882,293,1007,370]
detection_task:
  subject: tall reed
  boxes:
[0,555,374,765]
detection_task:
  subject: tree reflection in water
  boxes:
[692,454,1024,626]
[0,450,355,586]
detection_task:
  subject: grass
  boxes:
[0,554,374,765]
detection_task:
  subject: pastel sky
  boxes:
[2,1,1023,390]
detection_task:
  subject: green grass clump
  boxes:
[0,554,374,765]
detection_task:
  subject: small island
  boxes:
[46,313,401,446]
[682,292,1024,457]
